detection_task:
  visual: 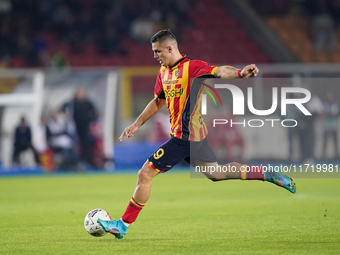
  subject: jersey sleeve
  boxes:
[154,70,165,99]
[190,60,219,78]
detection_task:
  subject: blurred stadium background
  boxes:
[1,0,340,174]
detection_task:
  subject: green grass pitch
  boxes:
[1,171,340,254]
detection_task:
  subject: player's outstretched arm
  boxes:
[214,64,259,79]
[119,97,166,142]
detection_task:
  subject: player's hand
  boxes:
[241,64,259,78]
[119,124,139,142]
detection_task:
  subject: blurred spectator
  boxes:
[89,115,106,169]
[50,50,69,69]
[330,0,340,28]
[322,91,339,160]
[312,1,337,60]
[12,116,39,166]
[34,1,53,32]
[130,14,156,43]
[297,92,324,163]
[47,111,77,170]
[33,32,50,66]
[284,94,300,163]
[52,2,72,38]
[0,0,11,14]
[62,88,97,168]
[32,117,55,171]
[15,31,40,66]
[97,26,127,56]
[0,18,15,65]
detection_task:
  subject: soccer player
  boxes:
[98,29,296,239]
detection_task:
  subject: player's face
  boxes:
[152,42,172,67]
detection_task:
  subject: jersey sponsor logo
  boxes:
[164,79,179,85]
[165,87,184,98]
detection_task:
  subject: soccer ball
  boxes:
[84,209,112,237]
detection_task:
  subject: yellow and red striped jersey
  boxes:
[154,56,218,141]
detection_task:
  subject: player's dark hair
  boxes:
[150,29,177,43]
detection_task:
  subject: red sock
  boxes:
[240,165,265,181]
[121,197,145,224]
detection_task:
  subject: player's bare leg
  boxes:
[98,160,158,239]
[133,160,159,204]
[193,161,242,180]
[194,160,296,193]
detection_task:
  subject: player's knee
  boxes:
[137,168,149,182]
[137,169,143,181]
[137,161,157,182]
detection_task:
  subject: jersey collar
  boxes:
[169,55,186,69]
